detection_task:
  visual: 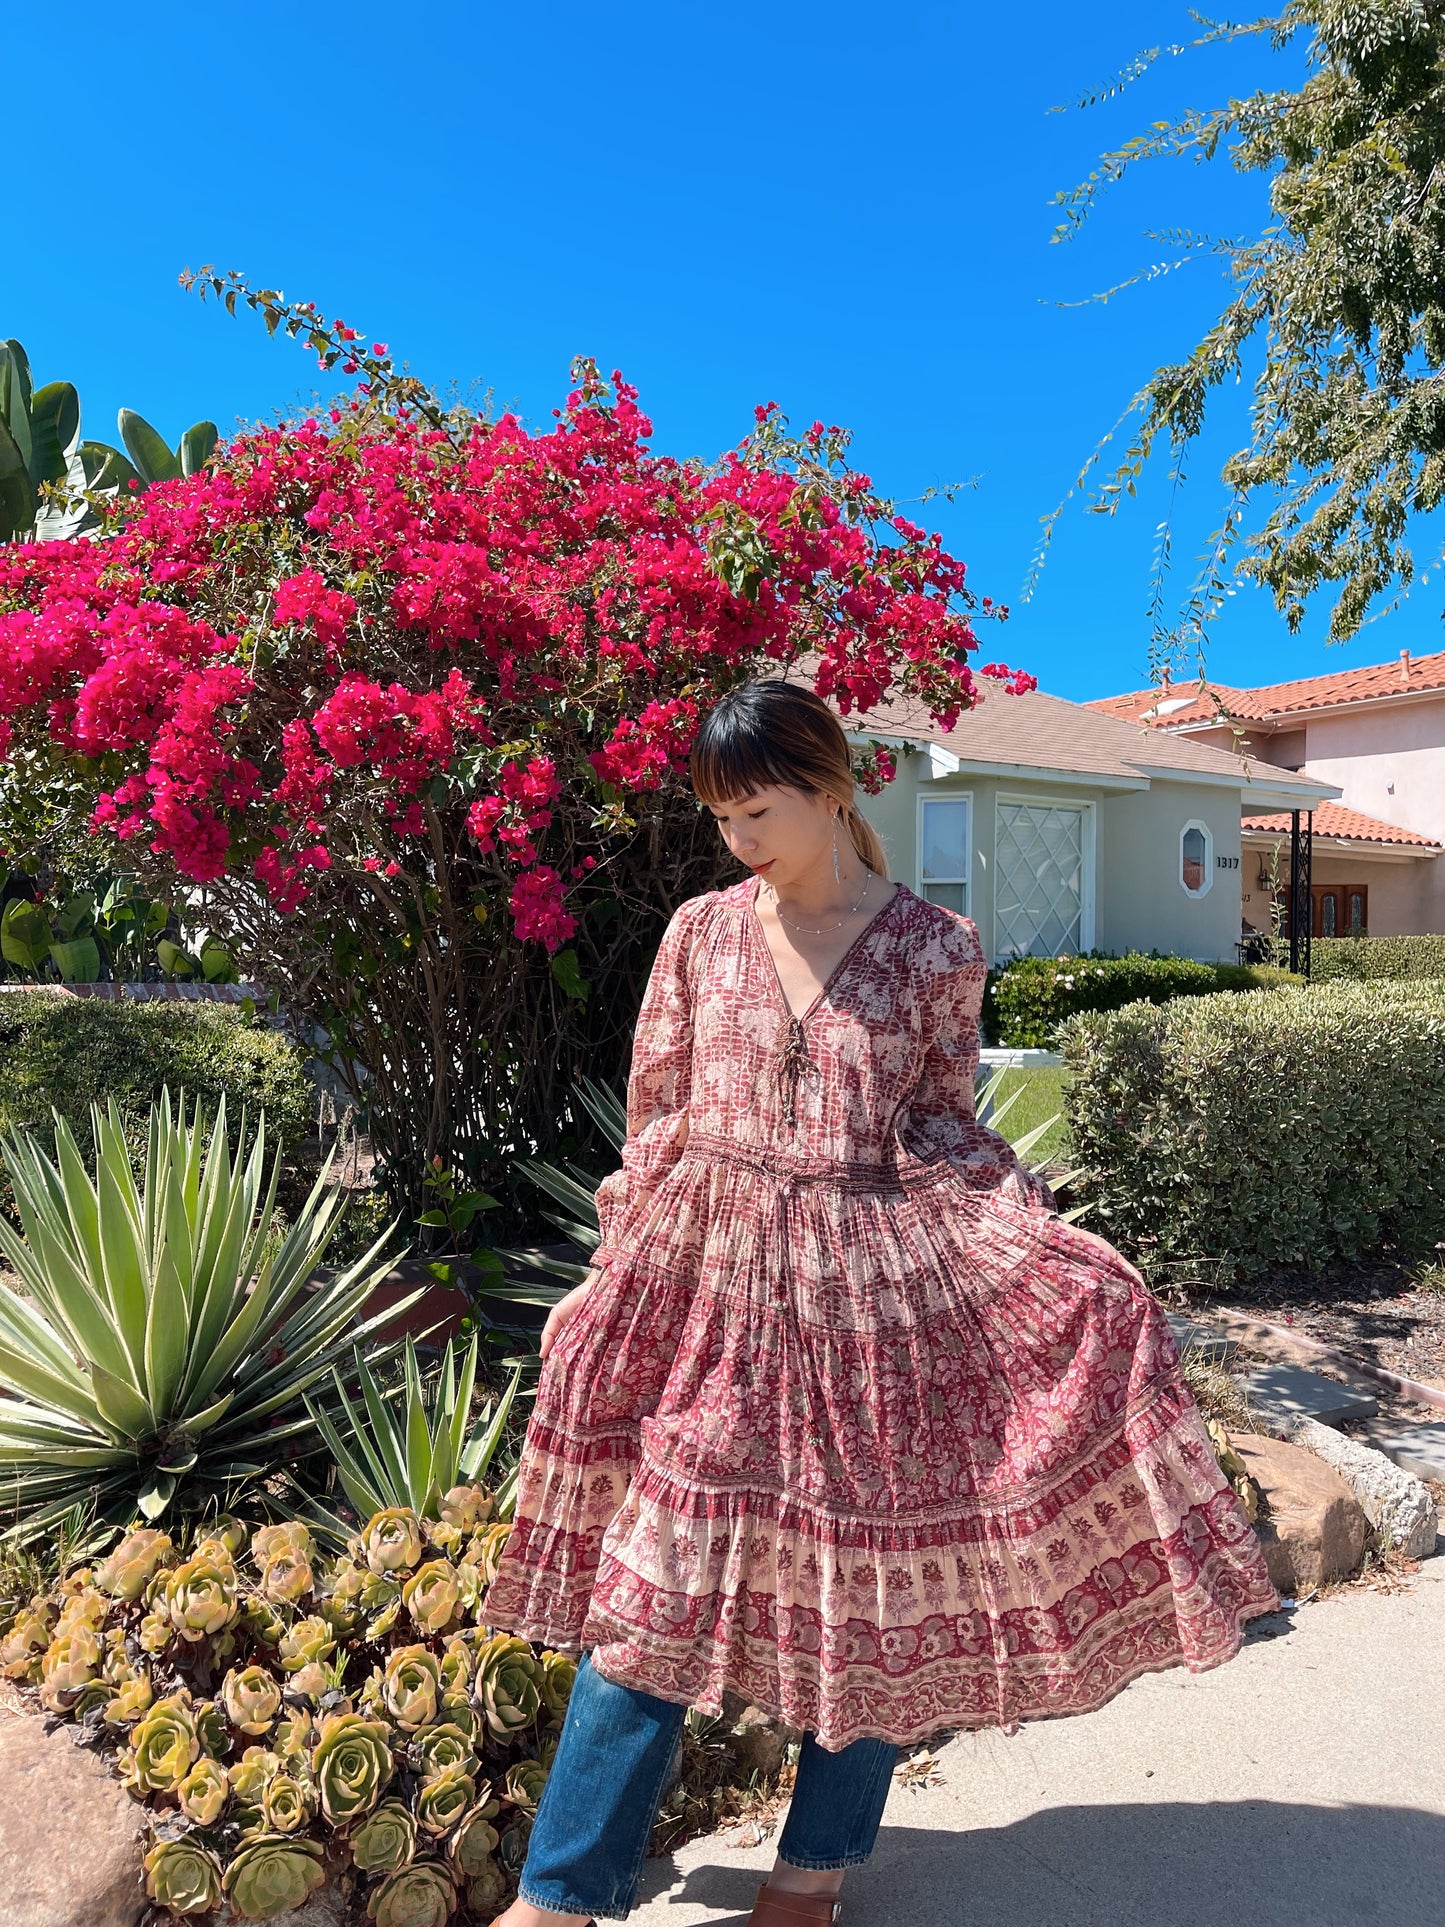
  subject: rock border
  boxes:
[1287,1416,1439,1559]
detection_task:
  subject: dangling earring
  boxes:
[832,813,842,885]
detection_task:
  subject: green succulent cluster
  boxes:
[1,1495,572,1923]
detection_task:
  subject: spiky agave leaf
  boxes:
[0,1088,419,1532]
[304,1336,522,1525]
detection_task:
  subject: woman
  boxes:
[487,679,1279,1927]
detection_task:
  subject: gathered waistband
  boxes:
[681,1129,950,1193]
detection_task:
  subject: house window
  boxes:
[995,800,1090,957]
[918,795,971,914]
[1180,820,1213,897]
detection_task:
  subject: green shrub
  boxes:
[1059,980,1445,1281]
[985,951,1299,1048]
[0,993,311,1165]
[1311,934,1445,983]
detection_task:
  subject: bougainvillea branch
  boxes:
[0,276,1026,1221]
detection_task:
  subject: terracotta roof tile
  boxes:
[1241,801,1442,849]
[1089,648,1445,729]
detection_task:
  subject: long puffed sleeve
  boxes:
[898,920,1057,1215]
[591,894,711,1266]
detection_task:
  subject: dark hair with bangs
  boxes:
[690,679,888,876]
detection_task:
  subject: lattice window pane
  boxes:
[996,802,1084,958]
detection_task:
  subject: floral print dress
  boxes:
[487,879,1279,1749]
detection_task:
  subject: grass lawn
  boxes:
[980,1066,1073,1166]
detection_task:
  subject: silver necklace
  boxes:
[767,869,872,935]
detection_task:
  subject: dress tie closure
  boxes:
[777,1014,815,1129]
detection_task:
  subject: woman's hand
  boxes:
[540,1270,601,1360]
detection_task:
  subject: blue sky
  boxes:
[11,3,1437,701]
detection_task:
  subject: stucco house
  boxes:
[846,686,1336,964]
[1091,649,1445,938]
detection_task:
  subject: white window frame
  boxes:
[993,793,1097,958]
[1180,818,1214,899]
[915,790,973,915]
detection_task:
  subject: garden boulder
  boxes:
[0,1711,143,1927]
[1290,1416,1438,1559]
[1231,1433,1370,1593]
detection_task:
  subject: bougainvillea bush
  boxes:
[1,1493,566,1924]
[0,275,1028,1219]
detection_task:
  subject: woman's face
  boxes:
[705,783,836,888]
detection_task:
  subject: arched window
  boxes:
[1180,820,1213,898]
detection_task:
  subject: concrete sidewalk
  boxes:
[632,1551,1445,1927]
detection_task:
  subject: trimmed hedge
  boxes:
[985,951,1299,1049]
[1311,934,1445,983]
[1058,980,1445,1281]
[0,992,312,1166]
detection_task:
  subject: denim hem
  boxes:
[774,1850,872,1872]
[515,1883,608,1921]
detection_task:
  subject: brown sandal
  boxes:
[747,1886,843,1926]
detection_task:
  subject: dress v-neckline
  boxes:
[748,876,906,1025]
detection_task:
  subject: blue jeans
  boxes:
[519,1653,898,1920]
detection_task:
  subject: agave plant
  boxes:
[306,1336,521,1523]
[0,1091,414,1531]
[492,1068,1084,1303]
[0,337,218,542]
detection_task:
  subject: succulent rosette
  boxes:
[403,1559,461,1636]
[179,1756,232,1824]
[466,1522,513,1591]
[361,1508,424,1576]
[278,1613,336,1672]
[38,1629,102,1711]
[221,1664,284,1735]
[449,1800,502,1878]
[473,1633,541,1741]
[95,1528,174,1602]
[162,1554,240,1642]
[123,1694,201,1794]
[313,1711,394,1823]
[0,1603,54,1680]
[228,1744,281,1807]
[144,1838,224,1916]
[366,1860,457,1927]
[504,1758,549,1817]
[273,1710,319,1759]
[55,1586,106,1637]
[323,1558,368,1633]
[262,1767,317,1833]
[467,1856,509,1915]
[252,1521,315,1566]
[223,1834,326,1921]
[382,1645,443,1731]
[538,1650,577,1719]
[137,1609,172,1654]
[416,1765,476,1837]
[438,1635,474,1696]
[195,1699,229,1757]
[429,1484,495,1554]
[349,1796,419,1875]
[413,1722,477,1782]
[104,1673,155,1725]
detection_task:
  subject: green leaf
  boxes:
[0,341,33,471]
[117,408,181,485]
[77,439,142,497]
[177,421,219,477]
[156,938,196,979]
[26,382,81,488]
[136,1470,177,1521]
[1,900,51,976]
[0,415,34,541]
[49,937,101,984]
[550,947,591,1002]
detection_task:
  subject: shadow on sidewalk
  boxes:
[639,1800,1445,1927]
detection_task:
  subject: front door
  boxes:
[1311,884,1368,937]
